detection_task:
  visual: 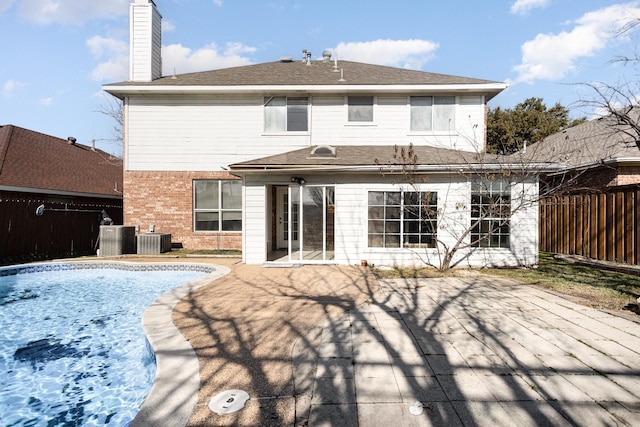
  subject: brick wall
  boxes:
[123,171,242,250]
[616,166,640,186]
[554,165,640,192]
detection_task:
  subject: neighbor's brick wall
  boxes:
[560,165,640,191]
[615,166,640,186]
[123,171,242,250]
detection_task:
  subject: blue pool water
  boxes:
[0,263,211,426]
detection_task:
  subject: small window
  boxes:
[410,96,455,131]
[264,96,308,132]
[194,180,242,231]
[470,180,510,248]
[348,96,374,122]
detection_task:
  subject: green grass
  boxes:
[373,253,640,315]
[165,249,242,257]
[483,253,640,313]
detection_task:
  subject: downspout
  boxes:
[308,94,313,147]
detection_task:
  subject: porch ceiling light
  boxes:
[291,176,306,185]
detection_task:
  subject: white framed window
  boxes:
[470,180,510,248]
[194,180,242,232]
[348,96,374,122]
[367,191,438,248]
[264,96,308,132]
[410,96,455,131]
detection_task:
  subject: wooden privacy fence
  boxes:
[0,193,123,265]
[539,186,640,265]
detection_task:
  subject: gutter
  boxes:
[102,83,508,98]
[545,157,640,177]
[229,162,562,175]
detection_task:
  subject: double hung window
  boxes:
[368,191,438,248]
[264,97,308,131]
[194,180,242,231]
[348,96,374,122]
[410,96,455,131]
[470,180,511,248]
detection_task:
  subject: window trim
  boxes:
[193,179,242,232]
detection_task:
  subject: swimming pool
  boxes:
[0,262,214,426]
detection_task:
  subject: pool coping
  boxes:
[131,262,231,427]
[1,260,230,427]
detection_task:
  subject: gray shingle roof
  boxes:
[230,145,502,170]
[105,59,503,90]
[518,113,640,168]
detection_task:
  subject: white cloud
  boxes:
[510,0,551,15]
[330,39,439,70]
[162,42,255,74]
[162,19,176,32]
[212,0,222,6]
[513,3,640,83]
[87,35,129,81]
[0,0,14,13]
[2,79,28,97]
[39,97,53,106]
[16,0,129,25]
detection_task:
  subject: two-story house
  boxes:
[104,0,542,268]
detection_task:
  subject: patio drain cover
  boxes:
[409,401,424,415]
[208,389,250,415]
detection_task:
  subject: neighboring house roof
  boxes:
[104,59,506,100]
[0,125,123,198]
[518,113,640,170]
[230,145,556,174]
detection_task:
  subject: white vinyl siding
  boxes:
[242,183,267,264]
[125,94,486,171]
[239,174,538,267]
[130,2,162,82]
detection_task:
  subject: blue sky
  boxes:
[1,0,639,156]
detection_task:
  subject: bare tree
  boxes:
[374,143,556,271]
[95,93,124,157]
[575,19,640,148]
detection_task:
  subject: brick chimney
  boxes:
[129,0,162,82]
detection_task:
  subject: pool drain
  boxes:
[208,389,250,415]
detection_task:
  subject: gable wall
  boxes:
[124,94,487,171]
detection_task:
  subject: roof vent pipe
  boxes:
[302,49,312,65]
[67,137,76,145]
[322,50,332,62]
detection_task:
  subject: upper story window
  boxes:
[193,179,242,232]
[264,96,308,132]
[410,96,455,131]
[348,96,374,122]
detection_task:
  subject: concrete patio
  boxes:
[134,258,640,426]
[293,275,640,426]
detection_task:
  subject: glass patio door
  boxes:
[282,185,334,262]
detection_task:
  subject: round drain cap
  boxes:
[208,389,250,415]
[409,401,424,415]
